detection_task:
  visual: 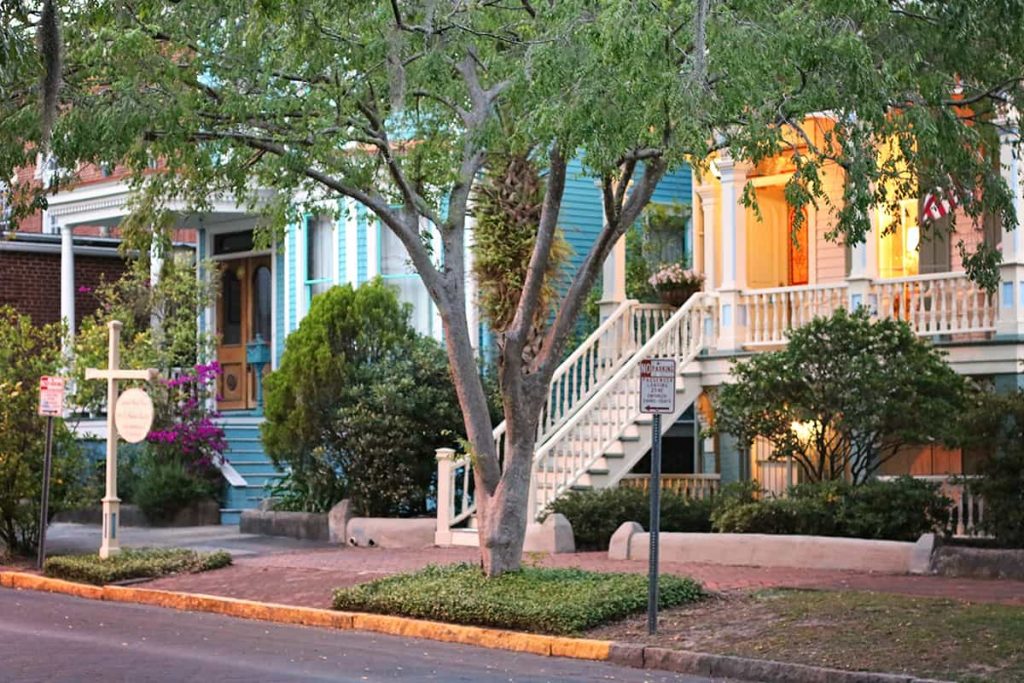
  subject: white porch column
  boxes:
[695,185,716,291]
[59,220,75,342]
[149,237,164,334]
[846,184,879,315]
[997,120,1024,338]
[599,235,627,320]
[715,155,749,350]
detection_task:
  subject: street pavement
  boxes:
[0,589,715,683]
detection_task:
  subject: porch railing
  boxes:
[742,283,849,346]
[870,273,997,337]
[620,473,721,500]
[739,272,996,347]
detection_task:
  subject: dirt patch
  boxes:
[590,589,1024,683]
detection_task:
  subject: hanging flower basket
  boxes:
[649,263,704,307]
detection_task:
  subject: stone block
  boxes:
[608,521,644,560]
[328,499,352,544]
[522,513,575,554]
[909,533,935,575]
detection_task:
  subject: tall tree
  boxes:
[3,1,1024,574]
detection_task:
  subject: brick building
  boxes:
[2,159,195,330]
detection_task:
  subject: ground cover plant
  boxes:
[44,548,231,586]
[332,563,702,635]
[588,589,1024,683]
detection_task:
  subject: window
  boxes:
[305,216,334,302]
[379,222,434,337]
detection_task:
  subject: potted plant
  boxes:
[648,262,704,307]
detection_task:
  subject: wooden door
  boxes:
[216,256,272,411]
[788,207,809,286]
[746,187,788,288]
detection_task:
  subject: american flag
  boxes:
[921,187,959,222]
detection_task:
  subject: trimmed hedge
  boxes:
[44,548,232,585]
[712,477,951,542]
[547,486,713,551]
[332,563,703,634]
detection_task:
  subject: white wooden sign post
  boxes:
[84,321,157,559]
[638,357,676,636]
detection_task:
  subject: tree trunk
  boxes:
[476,407,540,576]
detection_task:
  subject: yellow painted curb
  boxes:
[0,571,613,661]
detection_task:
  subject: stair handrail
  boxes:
[529,293,715,519]
[444,298,657,528]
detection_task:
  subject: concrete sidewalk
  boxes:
[43,522,332,558]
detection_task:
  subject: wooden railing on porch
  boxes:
[619,473,721,500]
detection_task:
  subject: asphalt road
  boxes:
[0,590,715,683]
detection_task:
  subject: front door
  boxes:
[216,256,272,411]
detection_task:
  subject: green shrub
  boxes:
[332,563,702,634]
[713,478,949,541]
[262,281,463,516]
[548,486,713,551]
[132,456,220,524]
[714,309,967,482]
[958,390,1024,548]
[44,548,231,585]
[0,307,89,556]
[712,497,838,536]
[841,477,951,542]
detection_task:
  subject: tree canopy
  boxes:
[5,0,1024,573]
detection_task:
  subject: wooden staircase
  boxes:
[437,295,716,545]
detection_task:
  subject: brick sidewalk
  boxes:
[144,547,1024,609]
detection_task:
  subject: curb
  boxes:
[0,571,950,683]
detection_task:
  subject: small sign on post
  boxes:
[36,376,64,569]
[639,357,676,635]
[38,376,65,417]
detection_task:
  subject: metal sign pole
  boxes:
[36,416,55,570]
[647,412,662,635]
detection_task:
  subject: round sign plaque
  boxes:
[115,388,155,444]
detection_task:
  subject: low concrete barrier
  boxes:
[346,517,435,548]
[240,510,329,541]
[608,524,935,574]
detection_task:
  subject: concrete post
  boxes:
[434,447,455,546]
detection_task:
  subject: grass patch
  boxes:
[332,563,702,635]
[44,548,232,586]
[590,589,1024,682]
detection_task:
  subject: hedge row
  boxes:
[550,476,951,550]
